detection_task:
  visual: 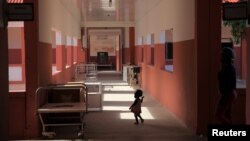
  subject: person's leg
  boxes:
[138,114,144,123]
[225,103,232,124]
[134,114,139,124]
[216,97,231,124]
[225,93,236,124]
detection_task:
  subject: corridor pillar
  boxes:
[0,1,9,140]
[195,0,221,134]
[246,27,250,124]
[129,27,135,65]
[24,0,39,137]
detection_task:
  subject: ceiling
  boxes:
[82,0,134,21]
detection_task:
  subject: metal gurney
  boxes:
[35,84,87,138]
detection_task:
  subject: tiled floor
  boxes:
[11,71,207,141]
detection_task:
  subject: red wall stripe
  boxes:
[9,49,22,64]
[52,48,56,64]
[123,48,130,64]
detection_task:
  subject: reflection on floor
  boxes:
[11,71,207,141]
[83,71,207,141]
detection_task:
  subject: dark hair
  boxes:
[134,89,143,98]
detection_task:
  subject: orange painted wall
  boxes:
[135,46,139,64]
[8,27,25,84]
[135,46,143,65]
[116,50,120,71]
[8,0,81,138]
[145,45,151,65]
[9,49,22,64]
[9,42,77,139]
[123,48,130,64]
[129,27,135,64]
[9,92,26,139]
[139,40,197,130]
[54,42,80,83]
[38,42,53,86]
[66,45,73,66]
[56,45,65,71]
[21,27,26,84]
[23,0,39,137]
[77,40,86,63]
[53,44,75,83]
[73,46,77,63]
[241,38,247,80]
[52,48,56,64]
[78,48,87,63]
[52,65,75,84]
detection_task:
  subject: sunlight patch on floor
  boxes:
[103,106,130,111]
[103,85,135,91]
[101,82,129,86]
[103,106,154,119]
[120,107,155,119]
[103,94,134,102]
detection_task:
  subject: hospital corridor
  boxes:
[1,0,250,141]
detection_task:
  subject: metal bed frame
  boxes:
[75,63,98,81]
[35,84,87,138]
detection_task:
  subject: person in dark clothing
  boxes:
[216,47,237,125]
[129,89,144,125]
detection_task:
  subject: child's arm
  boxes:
[141,96,144,103]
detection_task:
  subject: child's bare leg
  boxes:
[134,114,139,124]
[138,114,144,123]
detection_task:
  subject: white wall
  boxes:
[39,0,81,44]
[135,0,195,43]
[90,35,119,56]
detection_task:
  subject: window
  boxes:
[165,42,173,60]
[164,29,173,72]
[66,36,72,67]
[147,33,154,66]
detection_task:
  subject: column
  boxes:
[195,0,221,134]
[0,1,9,139]
[246,28,250,124]
[24,0,39,137]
